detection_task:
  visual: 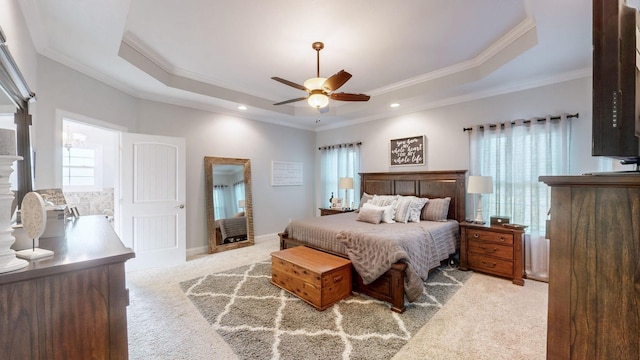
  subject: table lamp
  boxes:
[238,200,245,211]
[339,177,353,209]
[467,175,493,224]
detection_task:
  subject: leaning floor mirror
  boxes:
[204,156,254,253]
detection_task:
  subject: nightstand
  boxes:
[319,208,355,216]
[459,222,525,285]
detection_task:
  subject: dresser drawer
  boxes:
[465,228,513,245]
[468,238,513,260]
[468,253,513,278]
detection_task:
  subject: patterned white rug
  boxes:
[181,259,471,360]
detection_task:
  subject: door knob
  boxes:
[177,204,185,209]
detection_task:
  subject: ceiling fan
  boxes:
[271,42,370,110]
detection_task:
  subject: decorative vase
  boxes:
[0,154,29,273]
[329,192,334,207]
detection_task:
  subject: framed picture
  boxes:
[390,135,426,166]
[331,198,343,209]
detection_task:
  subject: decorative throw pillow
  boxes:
[421,197,451,221]
[394,196,414,223]
[356,192,374,213]
[370,194,399,207]
[362,202,396,223]
[408,197,429,222]
[355,206,384,224]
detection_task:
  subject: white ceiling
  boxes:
[17,0,592,130]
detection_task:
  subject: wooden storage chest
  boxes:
[271,246,352,311]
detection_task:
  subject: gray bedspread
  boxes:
[284,213,458,302]
[217,217,247,240]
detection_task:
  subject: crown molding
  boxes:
[369,17,537,96]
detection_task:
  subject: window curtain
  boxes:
[469,114,571,282]
[213,185,228,220]
[320,143,361,209]
[233,180,245,213]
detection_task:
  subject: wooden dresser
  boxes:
[0,216,135,359]
[459,222,525,285]
[540,175,639,360]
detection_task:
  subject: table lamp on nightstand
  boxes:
[339,177,353,209]
[467,175,493,224]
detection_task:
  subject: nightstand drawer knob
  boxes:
[473,233,479,238]
[499,237,505,242]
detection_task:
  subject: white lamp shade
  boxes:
[238,200,245,208]
[339,177,354,190]
[467,175,493,194]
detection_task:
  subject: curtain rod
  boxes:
[318,141,362,150]
[462,113,579,132]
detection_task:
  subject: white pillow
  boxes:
[362,202,396,223]
[408,197,429,222]
[356,192,374,213]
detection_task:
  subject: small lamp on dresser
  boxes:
[339,177,353,209]
[467,175,493,224]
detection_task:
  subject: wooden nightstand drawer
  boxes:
[319,208,354,216]
[467,253,513,278]
[460,222,525,286]
[465,228,513,245]
[468,238,513,260]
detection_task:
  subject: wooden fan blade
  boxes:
[322,70,352,92]
[330,92,370,101]
[273,96,308,105]
[271,77,307,91]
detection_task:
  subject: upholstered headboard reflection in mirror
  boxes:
[204,156,254,253]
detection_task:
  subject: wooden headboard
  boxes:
[360,170,467,223]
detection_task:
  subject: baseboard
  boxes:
[186,245,208,258]
[185,232,279,258]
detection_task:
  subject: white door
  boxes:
[119,133,186,272]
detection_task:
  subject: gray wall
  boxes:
[315,77,628,219]
[136,100,315,250]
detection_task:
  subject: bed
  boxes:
[278,170,467,313]
[215,215,248,244]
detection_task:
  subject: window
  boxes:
[233,180,245,213]
[320,143,361,209]
[62,144,103,191]
[469,114,572,281]
[213,185,228,220]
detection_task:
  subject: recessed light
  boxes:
[238,105,247,110]
[390,103,400,108]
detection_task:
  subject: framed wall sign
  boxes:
[271,161,303,186]
[390,135,425,166]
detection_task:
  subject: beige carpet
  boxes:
[126,235,548,360]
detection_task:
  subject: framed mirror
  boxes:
[204,156,254,253]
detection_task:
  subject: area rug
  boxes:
[180,259,471,360]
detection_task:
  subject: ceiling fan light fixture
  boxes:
[303,77,327,91]
[308,91,329,108]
